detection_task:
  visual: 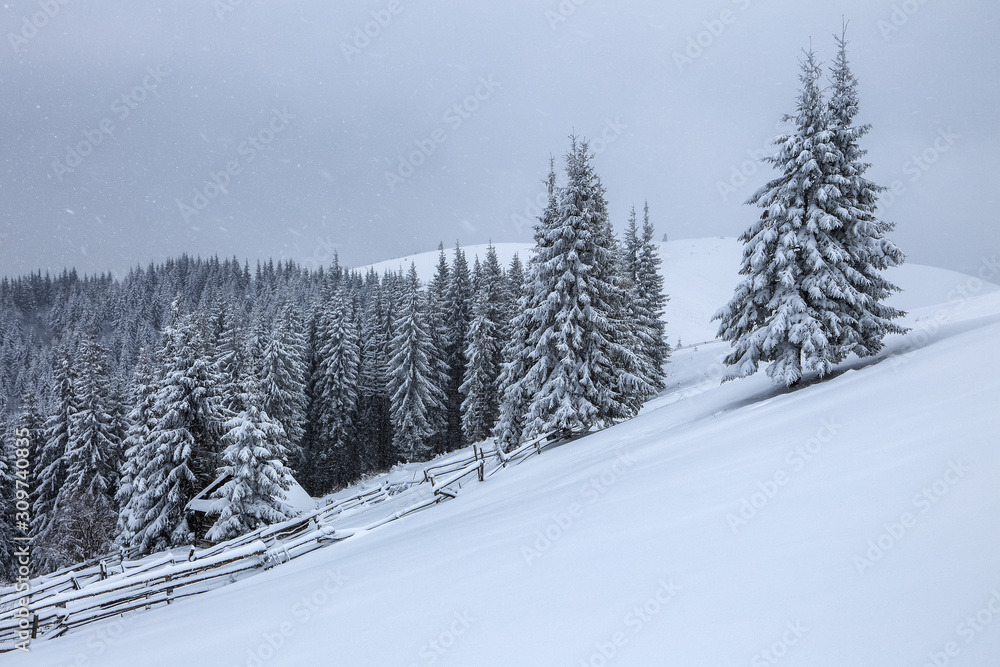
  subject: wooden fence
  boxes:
[0,430,573,651]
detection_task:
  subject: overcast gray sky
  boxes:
[1,0,997,278]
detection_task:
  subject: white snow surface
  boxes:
[358,237,997,346]
[12,240,1000,666]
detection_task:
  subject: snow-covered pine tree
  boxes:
[494,162,559,452]
[0,408,14,582]
[519,138,643,439]
[440,243,473,453]
[714,47,901,387]
[388,264,447,463]
[314,284,361,489]
[115,351,157,551]
[129,304,225,554]
[357,270,394,473]
[639,203,671,377]
[2,395,43,577]
[622,203,671,394]
[63,337,120,500]
[424,248,453,453]
[31,347,78,572]
[297,306,325,496]
[504,253,525,329]
[59,336,120,560]
[205,373,294,543]
[259,304,308,471]
[826,25,907,356]
[460,244,506,443]
[213,306,251,415]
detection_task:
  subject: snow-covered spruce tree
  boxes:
[713,47,904,387]
[0,409,14,582]
[622,203,670,393]
[504,253,525,328]
[259,304,308,471]
[494,162,559,452]
[441,243,473,453]
[314,285,361,489]
[388,264,447,463]
[423,250,453,454]
[205,373,294,543]
[31,347,78,572]
[213,306,251,415]
[460,244,506,443]
[826,25,906,356]
[59,336,121,560]
[115,351,157,550]
[129,305,225,554]
[357,270,395,473]
[519,138,645,439]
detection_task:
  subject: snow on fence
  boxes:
[0,430,572,652]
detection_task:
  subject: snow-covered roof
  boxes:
[185,472,315,516]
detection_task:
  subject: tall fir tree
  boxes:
[314,285,361,490]
[519,138,643,439]
[206,372,294,543]
[388,265,447,462]
[59,336,120,560]
[63,337,120,501]
[441,243,474,453]
[622,203,670,393]
[0,408,14,582]
[460,244,506,443]
[128,305,225,554]
[259,304,308,472]
[494,162,558,452]
[357,271,395,473]
[714,47,905,387]
[826,25,907,356]
[115,351,157,551]
[31,347,78,572]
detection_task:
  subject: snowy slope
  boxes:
[357,237,997,347]
[11,244,1000,666]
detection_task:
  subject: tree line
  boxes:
[0,138,670,578]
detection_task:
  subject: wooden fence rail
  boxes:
[0,431,568,652]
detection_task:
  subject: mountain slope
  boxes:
[10,244,1000,666]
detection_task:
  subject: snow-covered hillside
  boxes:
[11,242,1000,666]
[358,237,997,346]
